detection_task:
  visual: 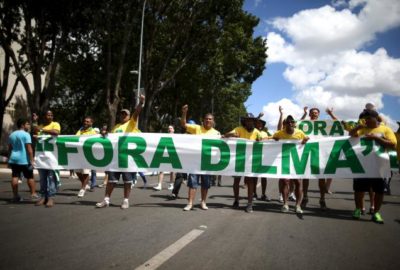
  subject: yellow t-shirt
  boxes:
[40,122,61,135]
[259,130,271,140]
[76,128,97,136]
[356,125,397,146]
[186,124,220,135]
[273,128,307,140]
[111,118,139,133]
[230,126,261,140]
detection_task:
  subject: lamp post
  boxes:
[136,0,147,106]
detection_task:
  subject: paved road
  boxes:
[0,170,399,270]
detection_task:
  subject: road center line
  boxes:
[134,228,205,270]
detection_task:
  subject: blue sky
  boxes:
[243,0,400,129]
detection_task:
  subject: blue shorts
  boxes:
[107,172,137,183]
[187,174,211,189]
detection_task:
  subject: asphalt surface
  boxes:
[0,169,399,270]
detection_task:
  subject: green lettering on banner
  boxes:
[314,121,327,136]
[298,121,312,135]
[252,142,277,174]
[324,139,364,174]
[56,136,79,165]
[35,137,54,152]
[150,137,182,169]
[235,141,247,172]
[118,136,148,168]
[201,139,230,171]
[281,142,320,174]
[329,121,344,136]
[83,137,113,167]
[360,138,373,156]
[389,151,398,169]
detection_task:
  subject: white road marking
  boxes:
[134,228,205,270]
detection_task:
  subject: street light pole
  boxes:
[137,0,147,106]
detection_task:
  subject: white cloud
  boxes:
[264,0,400,124]
[261,98,303,131]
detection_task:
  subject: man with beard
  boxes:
[180,105,220,211]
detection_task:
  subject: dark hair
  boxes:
[309,108,320,114]
[359,109,379,119]
[17,118,29,128]
[203,113,214,119]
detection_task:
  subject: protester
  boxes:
[75,116,97,198]
[224,113,261,213]
[8,118,38,202]
[300,106,336,210]
[35,110,61,207]
[276,106,297,203]
[349,109,397,224]
[96,95,145,209]
[153,125,175,191]
[272,115,309,214]
[254,113,272,201]
[180,104,220,211]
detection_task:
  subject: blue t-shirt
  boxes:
[8,130,32,165]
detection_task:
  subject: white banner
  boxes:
[35,133,393,179]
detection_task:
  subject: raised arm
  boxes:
[132,94,145,121]
[300,106,308,120]
[326,107,338,120]
[181,104,188,129]
[277,105,283,130]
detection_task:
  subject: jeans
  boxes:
[38,169,57,198]
[138,172,147,184]
[90,170,97,189]
[172,173,187,195]
[187,174,211,189]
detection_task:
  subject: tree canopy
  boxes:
[1,0,267,135]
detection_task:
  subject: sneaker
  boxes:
[11,196,23,203]
[85,184,91,191]
[372,212,384,224]
[353,208,362,219]
[30,194,40,201]
[281,204,289,213]
[295,206,303,214]
[279,193,283,203]
[368,207,375,215]
[77,189,85,198]
[121,199,129,209]
[245,203,253,213]
[168,183,174,191]
[18,179,23,184]
[98,183,106,188]
[301,196,308,208]
[200,202,208,210]
[361,208,366,215]
[253,193,258,201]
[169,193,177,200]
[261,194,271,202]
[288,193,296,201]
[96,199,110,208]
[183,204,193,211]
[232,200,239,209]
[153,184,162,191]
[319,199,327,210]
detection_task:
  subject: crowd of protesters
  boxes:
[6,95,399,224]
